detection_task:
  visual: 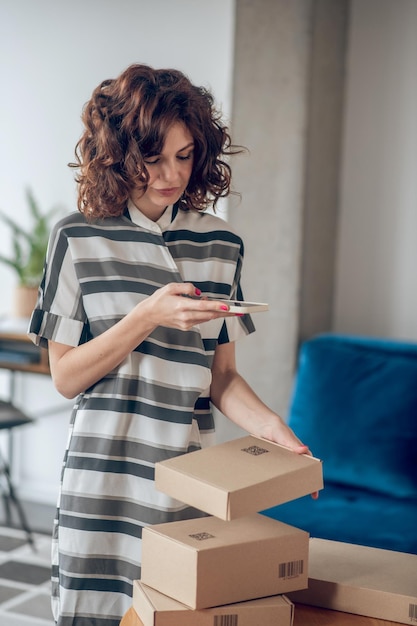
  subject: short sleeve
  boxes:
[28,220,87,349]
[218,247,255,345]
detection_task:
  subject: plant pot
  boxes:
[13,285,39,319]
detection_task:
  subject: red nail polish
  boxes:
[195,288,201,296]
[220,305,229,311]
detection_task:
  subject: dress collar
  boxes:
[127,199,174,233]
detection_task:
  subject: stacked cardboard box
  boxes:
[288,538,417,625]
[133,580,295,626]
[141,513,309,610]
[125,435,417,626]
[126,435,323,626]
[154,435,322,520]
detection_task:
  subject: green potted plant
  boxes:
[0,188,61,318]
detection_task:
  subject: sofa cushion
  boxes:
[263,482,417,554]
[287,334,417,498]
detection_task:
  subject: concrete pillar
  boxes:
[299,0,349,342]
[228,0,349,416]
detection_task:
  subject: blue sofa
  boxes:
[263,333,417,555]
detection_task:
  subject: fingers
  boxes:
[173,284,238,317]
[152,284,239,331]
[294,443,310,455]
[167,282,202,298]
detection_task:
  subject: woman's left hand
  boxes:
[210,341,319,499]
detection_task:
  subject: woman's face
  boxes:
[131,122,194,220]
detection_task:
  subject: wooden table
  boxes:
[120,604,403,626]
[0,331,50,376]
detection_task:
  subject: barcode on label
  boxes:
[214,615,238,626]
[409,604,417,621]
[279,559,304,578]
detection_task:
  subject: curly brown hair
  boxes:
[69,64,243,219]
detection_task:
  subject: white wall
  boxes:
[334,0,417,341]
[0,0,235,505]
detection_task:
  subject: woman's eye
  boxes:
[178,152,193,161]
[144,158,159,165]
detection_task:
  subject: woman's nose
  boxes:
[160,160,178,182]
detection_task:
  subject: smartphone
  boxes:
[182,294,269,313]
[216,300,269,313]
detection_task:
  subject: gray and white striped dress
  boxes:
[28,200,255,626]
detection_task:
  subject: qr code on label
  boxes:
[189,532,215,541]
[241,445,269,456]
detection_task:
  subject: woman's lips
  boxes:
[155,187,180,197]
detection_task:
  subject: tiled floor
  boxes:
[0,526,54,625]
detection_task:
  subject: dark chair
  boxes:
[0,400,35,547]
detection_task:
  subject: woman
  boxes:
[29,64,311,626]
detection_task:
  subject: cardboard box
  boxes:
[288,538,417,625]
[155,435,323,520]
[133,580,294,626]
[141,513,308,610]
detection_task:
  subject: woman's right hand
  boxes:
[140,282,235,331]
[49,283,235,399]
